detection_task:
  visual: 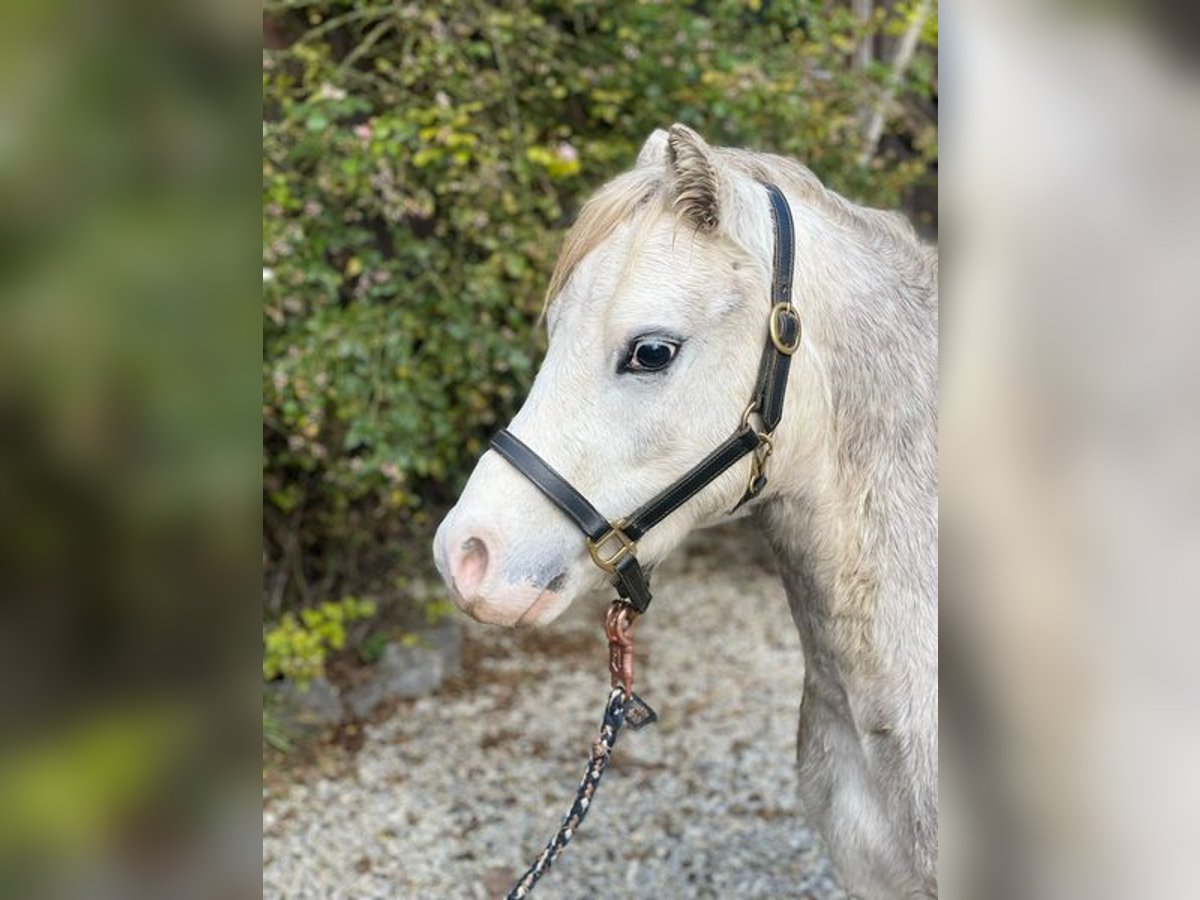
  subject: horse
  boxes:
[433,124,938,899]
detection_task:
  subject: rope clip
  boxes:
[604,601,657,730]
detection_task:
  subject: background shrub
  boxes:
[262,0,937,617]
[262,597,378,686]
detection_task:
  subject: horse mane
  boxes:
[719,148,928,255]
[543,145,931,313]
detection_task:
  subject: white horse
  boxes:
[434,125,938,899]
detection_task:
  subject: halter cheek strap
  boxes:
[490,182,799,614]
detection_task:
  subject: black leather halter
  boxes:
[490,183,800,614]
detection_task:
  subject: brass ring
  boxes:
[739,399,759,430]
[769,303,801,355]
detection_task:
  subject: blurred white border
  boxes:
[942,4,1200,898]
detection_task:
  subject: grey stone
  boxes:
[344,620,462,718]
[266,675,344,730]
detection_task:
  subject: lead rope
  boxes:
[504,602,656,899]
[503,685,627,900]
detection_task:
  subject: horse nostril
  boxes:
[453,536,490,599]
[545,572,567,593]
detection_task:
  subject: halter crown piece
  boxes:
[494,184,799,899]
[490,182,799,616]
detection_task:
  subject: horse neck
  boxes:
[760,211,938,678]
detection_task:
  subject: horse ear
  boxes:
[666,123,719,232]
[637,129,669,166]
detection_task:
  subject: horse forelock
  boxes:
[542,169,665,315]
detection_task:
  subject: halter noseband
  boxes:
[490,182,799,615]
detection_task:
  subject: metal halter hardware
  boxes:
[586,519,636,575]
[489,182,799,615]
[769,302,803,355]
[739,400,775,502]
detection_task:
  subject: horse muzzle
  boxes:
[433,514,572,627]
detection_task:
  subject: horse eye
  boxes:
[622,337,679,373]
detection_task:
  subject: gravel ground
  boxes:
[263,522,846,899]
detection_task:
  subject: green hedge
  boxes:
[262,0,936,610]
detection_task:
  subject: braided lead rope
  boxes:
[504,686,629,900]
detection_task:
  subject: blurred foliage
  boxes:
[0,0,259,892]
[262,0,938,612]
[0,707,194,883]
[262,597,378,686]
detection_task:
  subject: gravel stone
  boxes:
[264,522,846,899]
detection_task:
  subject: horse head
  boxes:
[434,125,794,626]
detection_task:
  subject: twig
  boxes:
[284,509,312,605]
[337,17,396,76]
[298,6,392,46]
[859,0,933,167]
[852,0,874,76]
[475,1,529,185]
[268,558,290,617]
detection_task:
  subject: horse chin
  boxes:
[514,587,571,628]
[459,584,570,628]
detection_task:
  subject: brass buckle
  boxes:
[768,303,801,355]
[587,519,636,575]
